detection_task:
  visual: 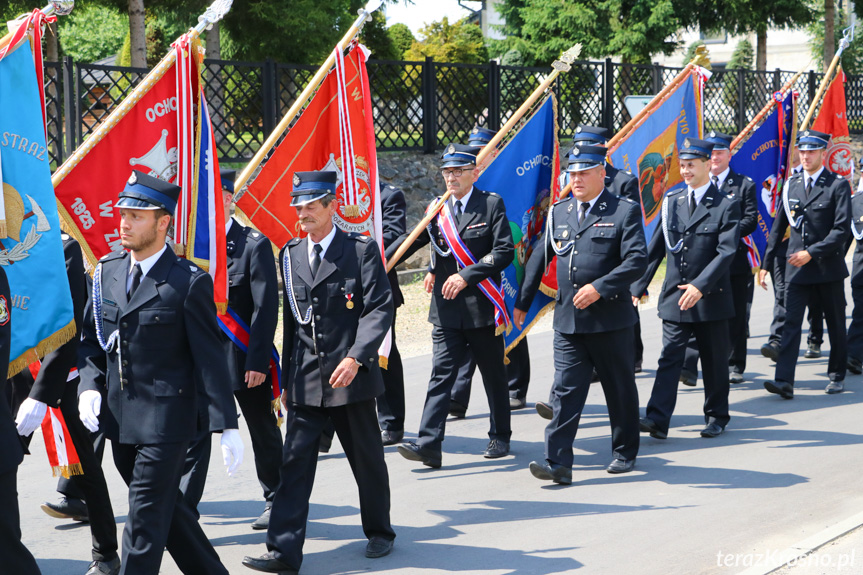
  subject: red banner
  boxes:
[812,68,854,185]
[55,53,200,265]
[236,44,379,247]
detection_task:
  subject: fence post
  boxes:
[652,61,662,94]
[773,68,781,92]
[808,70,817,107]
[603,58,614,131]
[737,68,746,134]
[422,56,437,153]
[262,58,277,138]
[62,55,75,159]
[488,59,500,131]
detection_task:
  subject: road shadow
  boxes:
[35,558,91,575]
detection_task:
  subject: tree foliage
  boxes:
[386,23,415,60]
[58,5,128,63]
[490,0,688,65]
[727,39,754,71]
[403,17,487,64]
[809,2,863,74]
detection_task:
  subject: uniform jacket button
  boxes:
[683,247,689,251]
[575,235,581,240]
[121,322,128,328]
[312,297,319,303]
[122,340,128,348]
[315,315,321,321]
[178,388,183,394]
[319,352,325,357]
[154,316,160,322]
[122,360,128,367]
[573,250,578,255]
[121,378,128,385]
[316,333,323,339]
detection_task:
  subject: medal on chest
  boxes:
[346,293,354,309]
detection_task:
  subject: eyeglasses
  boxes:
[440,168,468,178]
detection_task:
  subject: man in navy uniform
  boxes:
[0,268,40,574]
[845,187,863,374]
[386,143,514,467]
[10,235,119,575]
[759,129,851,397]
[243,171,395,574]
[377,181,409,444]
[216,168,283,528]
[678,131,758,386]
[448,126,531,413]
[634,138,740,440]
[517,144,646,484]
[78,170,244,575]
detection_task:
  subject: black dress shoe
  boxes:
[638,417,667,439]
[606,458,635,474]
[700,422,725,438]
[41,497,89,522]
[634,362,642,374]
[242,552,299,574]
[764,380,794,399]
[591,369,600,383]
[848,357,863,375]
[85,556,120,575]
[448,401,467,419]
[761,342,780,362]
[509,397,526,410]
[825,380,845,394]
[804,343,822,358]
[318,434,333,453]
[397,441,442,468]
[679,369,697,387]
[535,401,553,420]
[365,536,394,558]
[381,429,404,446]
[483,439,510,459]
[529,460,572,485]
[251,506,271,530]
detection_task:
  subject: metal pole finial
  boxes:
[48,0,74,16]
[198,0,233,29]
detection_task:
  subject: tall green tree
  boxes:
[403,17,487,64]
[692,0,814,71]
[490,0,688,65]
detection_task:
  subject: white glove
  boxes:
[220,428,244,476]
[78,390,102,433]
[15,397,47,437]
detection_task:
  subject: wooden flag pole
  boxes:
[729,66,808,152]
[557,47,711,199]
[0,1,74,52]
[51,0,233,187]
[233,0,384,194]
[385,44,583,273]
[800,23,854,132]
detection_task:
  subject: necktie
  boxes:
[579,202,589,224]
[454,200,463,224]
[311,244,322,278]
[711,175,719,189]
[128,263,142,298]
[805,178,813,197]
[689,191,697,216]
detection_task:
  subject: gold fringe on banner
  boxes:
[538,282,558,299]
[8,319,76,378]
[639,295,649,305]
[52,462,83,479]
[504,301,555,357]
[172,243,186,257]
[379,355,388,370]
[342,205,360,218]
[271,398,284,427]
[0,220,7,239]
[215,301,227,314]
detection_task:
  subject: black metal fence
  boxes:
[42,55,856,169]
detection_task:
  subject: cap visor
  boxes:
[115,197,163,210]
[566,162,603,172]
[290,192,330,207]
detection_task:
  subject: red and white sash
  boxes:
[435,199,511,334]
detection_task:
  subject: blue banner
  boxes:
[730,91,796,268]
[0,42,74,375]
[476,96,558,353]
[608,73,702,241]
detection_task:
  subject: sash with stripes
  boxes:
[217,306,284,426]
[436,199,511,334]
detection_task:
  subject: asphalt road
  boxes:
[16,283,863,575]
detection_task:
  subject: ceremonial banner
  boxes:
[235,43,390,363]
[54,40,201,265]
[475,95,559,353]
[812,68,854,185]
[188,89,228,312]
[0,40,75,375]
[235,43,382,248]
[608,70,705,241]
[730,91,796,268]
